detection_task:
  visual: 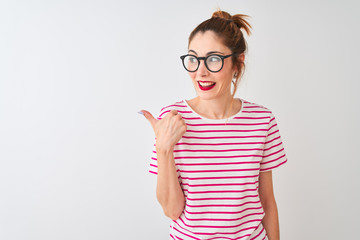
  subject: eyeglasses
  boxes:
[180,53,236,73]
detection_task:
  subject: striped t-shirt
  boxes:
[149,98,287,240]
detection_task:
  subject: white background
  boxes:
[1,0,359,239]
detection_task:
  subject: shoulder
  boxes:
[156,100,188,120]
[242,98,272,112]
[241,98,275,120]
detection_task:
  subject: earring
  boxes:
[233,72,237,79]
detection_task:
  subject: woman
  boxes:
[140,10,287,240]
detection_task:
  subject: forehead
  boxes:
[188,30,230,55]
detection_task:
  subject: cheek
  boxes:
[188,72,196,81]
[218,73,233,88]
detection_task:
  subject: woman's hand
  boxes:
[140,109,187,152]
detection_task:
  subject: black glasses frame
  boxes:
[180,53,237,73]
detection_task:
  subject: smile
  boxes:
[198,81,216,91]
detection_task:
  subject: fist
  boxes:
[140,109,187,151]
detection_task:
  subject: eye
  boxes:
[188,56,197,63]
[208,55,221,63]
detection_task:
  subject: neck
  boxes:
[191,94,236,119]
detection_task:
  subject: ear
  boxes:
[232,53,245,72]
[238,53,245,64]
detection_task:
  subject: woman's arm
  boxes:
[258,171,280,240]
[141,109,187,220]
[156,148,185,220]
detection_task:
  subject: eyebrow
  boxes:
[188,50,225,55]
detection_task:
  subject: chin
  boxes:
[196,92,219,101]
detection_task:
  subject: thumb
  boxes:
[139,110,158,129]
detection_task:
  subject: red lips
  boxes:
[198,81,216,91]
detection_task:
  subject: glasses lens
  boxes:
[206,55,223,72]
[183,55,199,72]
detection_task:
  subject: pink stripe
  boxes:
[156,116,200,122]
[178,217,262,230]
[244,105,267,109]
[160,104,187,112]
[180,175,259,180]
[181,181,258,187]
[177,161,259,166]
[260,159,287,171]
[233,116,270,120]
[149,170,157,175]
[186,129,267,133]
[182,135,266,139]
[175,155,262,159]
[250,224,265,240]
[266,129,279,138]
[234,234,254,239]
[151,149,258,155]
[263,142,282,151]
[184,206,262,215]
[261,154,286,165]
[264,135,280,144]
[170,233,176,240]
[263,148,284,158]
[186,195,258,201]
[183,212,264,222]
[186,122,268,126]
[174,220,257,238]
[267,122,277,131]
[173,226,200,240]
[208,237,233,240]
[173,148,264,153]
[179,168,260,173]
[242,110,271,114]
[174,235,184,240]
[159,109,193,118]
[176,142,266,146]
[182,117,202,120]
[185,189,258,196]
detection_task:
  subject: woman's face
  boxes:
[187,30,236,101]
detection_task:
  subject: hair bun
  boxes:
[212,10,252,36]
[212,10,232,20]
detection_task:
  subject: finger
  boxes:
[139,110,157,129]
[176,114,182,120]
[169,110,178,115]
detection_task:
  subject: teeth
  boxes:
[199,82,215,87]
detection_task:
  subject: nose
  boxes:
[196,59,208,77]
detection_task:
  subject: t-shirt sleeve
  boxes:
[260,110,288,172]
